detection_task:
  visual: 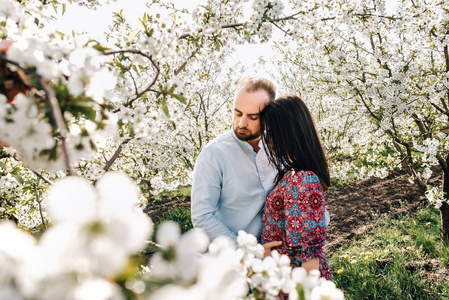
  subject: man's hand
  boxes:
[262,240,282,258]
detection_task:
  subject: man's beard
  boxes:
[234,127,261,141]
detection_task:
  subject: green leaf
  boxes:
[6,207,17,215]
[12,174,24,185]
[62,3,66,15]
[213,39,223,51]
[161,97,170,117]
[72,105,97,121]
[171,93,186,104]
[139,13,148,28]
[132,64,139,75]
[92,43,112,52]
[11,167,21,174]
[168,84,176,94]
[127,29,141,43]
[56,31,65,39]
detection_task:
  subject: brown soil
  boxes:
[324,168,432,253]
[144,195,191,225]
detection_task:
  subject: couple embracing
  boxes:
[191,77,331,281]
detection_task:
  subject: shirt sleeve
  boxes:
[283,172,327,263]
[191,147,237,242]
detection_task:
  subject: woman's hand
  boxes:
[0,40,13,52]
[302,257,320,273]
[262,240,282,258]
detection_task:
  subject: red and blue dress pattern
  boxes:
[261,170,331,280]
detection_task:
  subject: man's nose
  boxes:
[239,116,248,128]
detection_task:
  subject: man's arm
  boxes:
[191,148,237,242]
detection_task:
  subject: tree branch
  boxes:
[38,77,76,175]
[103,138,131,172]
[411,112,430,139]
[34,184,47,229]
[444,45,449,72]
[32,169,54,185]
[104,50,161,108]
[356,91,381,122]
[178,11,307,40]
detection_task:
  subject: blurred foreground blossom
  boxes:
[0,172,151,300]
[144,228,344,300]
[0,183,344,300]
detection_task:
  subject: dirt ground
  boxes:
[324,168,432,253]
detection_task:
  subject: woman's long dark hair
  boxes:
[260,94,331,191]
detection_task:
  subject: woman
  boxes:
[260,94,331,280]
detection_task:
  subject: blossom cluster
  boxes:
[0,94,63,170]
[0,0,120,170]
[274,0,449,208]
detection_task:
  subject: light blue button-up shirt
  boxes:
[191,130,277,242]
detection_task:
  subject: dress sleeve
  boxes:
[283,171,327,263]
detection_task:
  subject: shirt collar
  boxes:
[231,130,258,154]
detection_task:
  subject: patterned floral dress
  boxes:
[261,170,332,280]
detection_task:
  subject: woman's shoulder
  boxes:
[285,170,320,185]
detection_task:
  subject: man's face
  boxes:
[233,89,270,142]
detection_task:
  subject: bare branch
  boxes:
[175,52,198,76]
[437,152,448,170]
[38,77,76,175]
[178,10,307,40]
[103,138,132,172]
[127,68,139,95]
[356,91,381,122]
[269,20,290,35]
[411,112,430,138]
[441,96,449,112]
[34,184,47,229]
[104,50,161,108]
[32,169,54,185]
[444,45,449,72]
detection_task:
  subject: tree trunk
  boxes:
[441,169,449,243]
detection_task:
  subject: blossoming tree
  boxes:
[274,0,449,241]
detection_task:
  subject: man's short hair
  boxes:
[237,77,276,103]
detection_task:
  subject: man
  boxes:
[191,77,278,243]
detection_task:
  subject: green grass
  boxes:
[330,177,351,189]
[149,186,191,205]
[158,207,193,234]
[143,206,194,257]
[142,187,194,257]
[150,206,193,243]
[330,205,449,299]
